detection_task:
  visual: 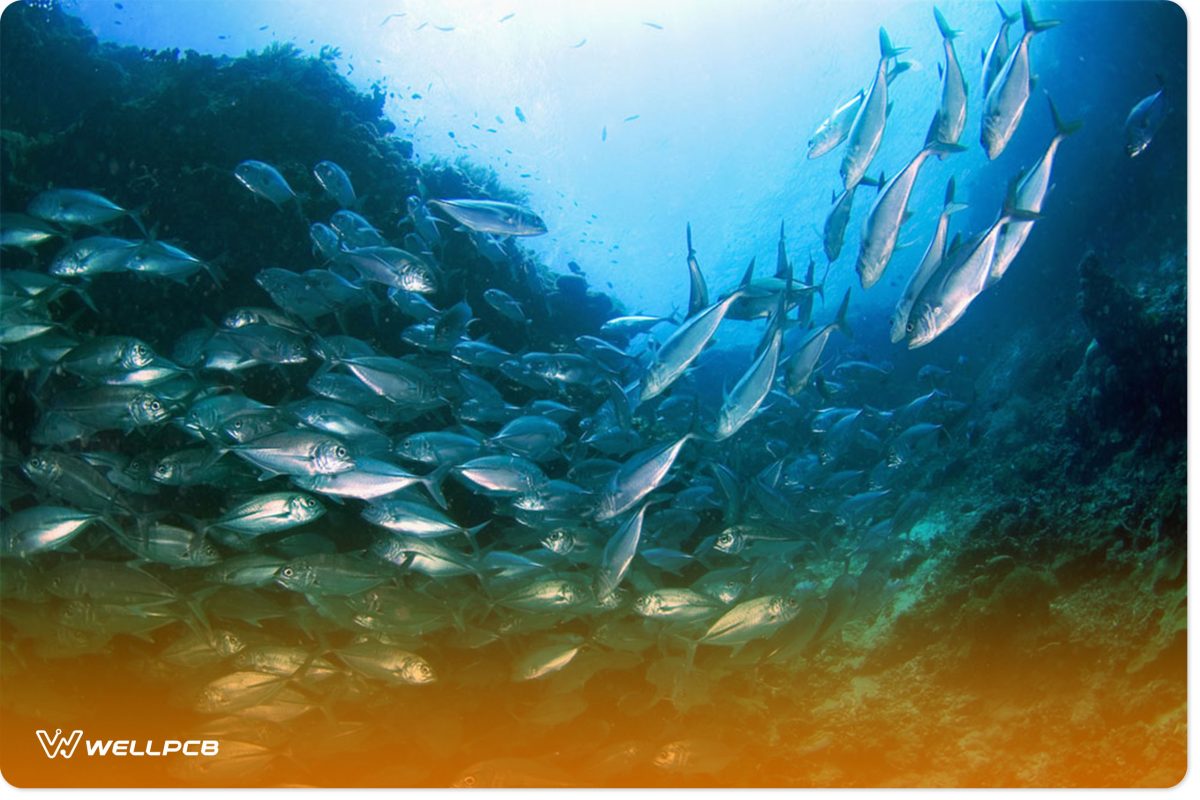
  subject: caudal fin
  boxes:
[1046,92,1083,138]
[1021,0,1059,34]
[934,7,959,40]
[997,0,1020,24]
[879,27,909,60]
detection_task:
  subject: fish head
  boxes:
[120,340,155,369]
[130,393,169,426]
[713,528,744,554]
[400,655,437,685]
[400,259,439,295]
[275,562,314,592]
[905,303,940,349]
[633,592,663,617]
[152,457,178,484]
[287,494,324,521]
[21,453,61,483]
[214,630,246,657]
[313,440,354,474]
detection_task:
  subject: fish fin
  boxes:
[937,62,943,80]
[1021,0,1059,34]
[1045,91,1083,138]
[998,1,1019,23]
[738,257,756,288]
[934,7,959,40]
[686,222,695,257]
[834,288,852,338]
[981,48,987,65]
[928,141,967,157]
[878,27,909,59]
[944,202,969,216]
[886,60,912,82]
[943,177,957,206]
[831,189,837,205]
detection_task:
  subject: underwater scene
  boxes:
[0,0,1187,789]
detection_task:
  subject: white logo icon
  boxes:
[36,729,83,759]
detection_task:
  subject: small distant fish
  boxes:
[257,24,268,31]
[643,22,664,30]
[601,126,607,142]
[499,13,515,23]
[434,25,455,32]
[1124,77,1167,158]
[624,114,640,122]
[570,38,587,48]
[514,106,526,123]
[380,13,406,27]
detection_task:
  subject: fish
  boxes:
[209,492,326,537]
[980,0,1059,160]
[1124,76,1167,158]
[856,140,964,289]
[639,292,743,402]
[428,199,547,236]
[1,213,62,249]
[981,2,1021,98]
[483,288,527,323]
[807,60,911,160]
[823,174,882,262]
[685,223,710,319]
[989,94,1081,286]
[841,28,908,189]
[594,435,691,522]
[27,188,132,228]
[927,8,968,149]
[233,160,298,207]
[226,431,355,478]
[594,503,649,600]
[890,178,968,344]
[312,161,357,208]
[783,288,851,395]
[713,275,787,441]
[1,506,114,558]
[514,106,526,123]
[906,197,1040,349]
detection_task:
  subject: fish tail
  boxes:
[933,7,959,40]
[878,27,909,59]
[686,222,695,257]
[422,464,453,509]
[1046,91,1083,138]
[1021,0,1059,34]
[738,256,756,288]
[943,177,957,207]
[997,0,1019,24]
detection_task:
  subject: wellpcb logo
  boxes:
[35,729,219,759]
[36,729,83,760]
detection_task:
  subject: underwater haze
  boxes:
[0,0,1188,789]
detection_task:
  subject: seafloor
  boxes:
[0,4,1186,788]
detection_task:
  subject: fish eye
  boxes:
[335,446,348,459]
[150,400,162,411]
[460,777,475,787]
[906,322,914,333]
[281,567,294,578]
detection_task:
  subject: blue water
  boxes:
[65,0,1186,335]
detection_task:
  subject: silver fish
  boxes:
[840,28,908,189]
[989,95,1081,286]
[312,161,356,208]
[27,189,130,228]
[234,160,297,206]
[856,140,963,290]
[890,178,968,344]
[1124,78,1167,158]
[980,1,1059,160]
[783,289,851,395]
[429,199,547,236]
[927,7,968,149]
[981,1,1021,97]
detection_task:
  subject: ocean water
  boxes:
[0,0,1187,789]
